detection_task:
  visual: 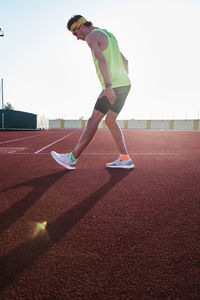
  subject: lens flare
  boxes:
[36,221,47,230]
[33,221,47,237]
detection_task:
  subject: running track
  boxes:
[0,129,200,299]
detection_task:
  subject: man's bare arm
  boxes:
[92,44,111,85]
[87,33,111,84]
[86,33,116,104]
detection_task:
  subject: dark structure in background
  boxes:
[0,109,37,130]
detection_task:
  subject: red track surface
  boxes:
[0,129,200,299]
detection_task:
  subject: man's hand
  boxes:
[99,86,117,105]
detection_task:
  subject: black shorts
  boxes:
[94,85,131,115]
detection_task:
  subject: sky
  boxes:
[0,0,200,120]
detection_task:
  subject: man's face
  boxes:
[72,25,85,41]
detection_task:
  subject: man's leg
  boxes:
[51,109,104,169]
[105,110,134,169]
[72,109,104,159]
[105,110,128,154]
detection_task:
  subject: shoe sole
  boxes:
[51,151,75,170]
[106,164,134,169]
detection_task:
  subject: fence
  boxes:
[49,119,200,130]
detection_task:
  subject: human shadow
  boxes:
[0,168,132,291]
[0,170,67,236]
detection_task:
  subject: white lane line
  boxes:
[34,132,75,154]
[81,152,179,155]
[1,151,180,156]
[0,133,48,145]
[0,147,26,149]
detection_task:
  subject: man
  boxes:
[51,15,134,170]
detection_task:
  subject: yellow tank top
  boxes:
[91,29,131,89]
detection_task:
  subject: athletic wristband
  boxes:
[105,82,111,88]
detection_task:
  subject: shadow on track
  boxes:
[0,168,132,291]
[0,170,67,236]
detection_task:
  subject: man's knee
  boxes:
[105,115,117,128]
[87,115,101,128]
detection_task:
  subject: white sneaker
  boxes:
[106,157,134,169]
[51,151,76,170]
